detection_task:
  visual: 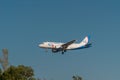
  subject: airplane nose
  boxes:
[39,44,43,47]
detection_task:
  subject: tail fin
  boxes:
[80,36,89,45]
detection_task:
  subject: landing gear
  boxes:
[64,50,67,52]
[62,51,64,54]
[61,50,67,54]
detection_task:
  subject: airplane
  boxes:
[39,36,92,54]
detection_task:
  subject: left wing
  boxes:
[61,40,76,50]
[51,40,76,54]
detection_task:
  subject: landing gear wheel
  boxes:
[62,51,64,54]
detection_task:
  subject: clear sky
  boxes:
[0,0,120,80]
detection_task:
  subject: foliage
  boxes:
[73,75,82,80]
[0,65,36,80]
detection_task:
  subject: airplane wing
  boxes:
[61,40,76,49]
[51,40,76,54]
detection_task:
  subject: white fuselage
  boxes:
[39,40,88,50]
[39,36,91,53]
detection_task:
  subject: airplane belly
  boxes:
[67,44,79,50]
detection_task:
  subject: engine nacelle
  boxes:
[52,48,59,53]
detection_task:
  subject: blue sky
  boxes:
[0,0,120,80]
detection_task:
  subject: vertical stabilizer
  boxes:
[79,36,89,46]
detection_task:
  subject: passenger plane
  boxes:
[39,36,92,54]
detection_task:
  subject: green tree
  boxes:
[0,65,36,80]
[73,75,82,80]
